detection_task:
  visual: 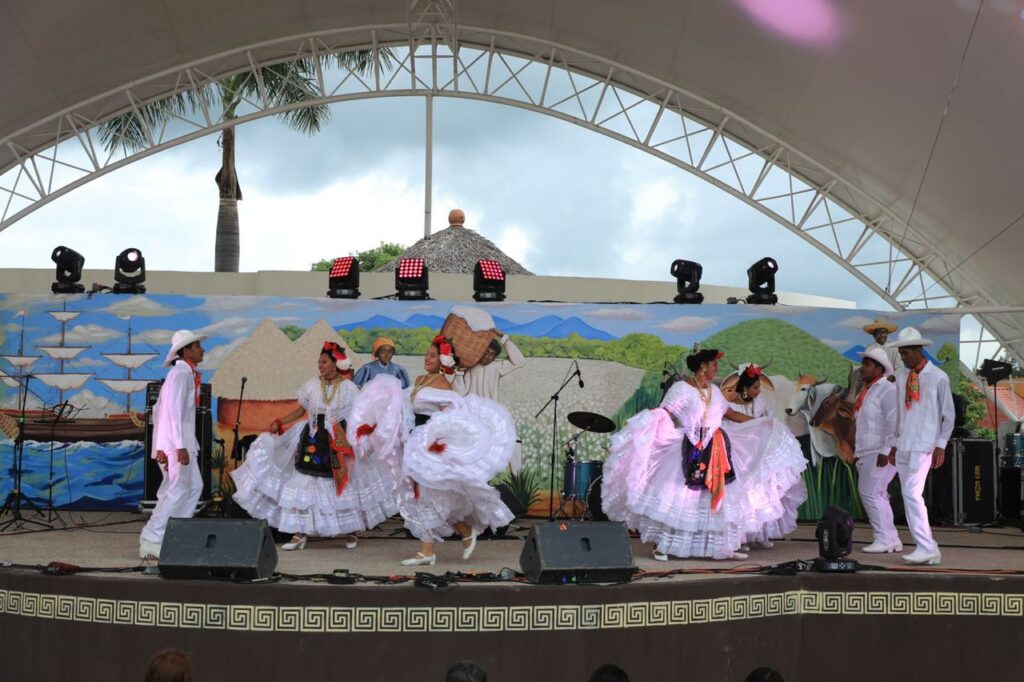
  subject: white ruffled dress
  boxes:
[349,375,515,543]
[603,381,802,559]
[721,394,808,544]
[230,377,399,537]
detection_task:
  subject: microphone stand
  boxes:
[44,401,74,526]
[229,377,247,463]
[0,374,50,531]
[534,362,582,520]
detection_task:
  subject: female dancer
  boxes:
[349,335,515,566]
[721,364,808,550]
[231,342,397,550]
[603,346,752,561]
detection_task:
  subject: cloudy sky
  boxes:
[0,95,899,307]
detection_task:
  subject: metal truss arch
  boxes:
[2,22,1022,366]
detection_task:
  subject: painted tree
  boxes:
[98,51,393,272]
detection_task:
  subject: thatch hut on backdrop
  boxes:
[375,212,533,275]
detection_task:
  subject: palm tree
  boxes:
[98,51,393,271]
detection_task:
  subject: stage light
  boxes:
[813,506,859,572]
[670,259,704,304]
[980,358,1013,386]
[326,256,360,299]
[112,248,147,294]
[51,246,85,294]
[746,257,778,305]
[395,257,429,300]
[473,259,506,302]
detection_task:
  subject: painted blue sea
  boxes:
[0,438,144,510]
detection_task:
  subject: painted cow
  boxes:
[784,375,845,466]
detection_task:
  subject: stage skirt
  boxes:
[230,420,399,537]
[721,416,808,544]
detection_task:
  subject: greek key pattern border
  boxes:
[1,589,1021,633]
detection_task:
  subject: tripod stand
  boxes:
[534,361,583,520]
[0,374,50,531]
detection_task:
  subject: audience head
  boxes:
[445,659,487,682]
[589,663,629,682]
[144,649,192,682]
[746,666,785,682]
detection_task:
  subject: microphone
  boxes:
[241,376,248,385]
[574,361,584,388]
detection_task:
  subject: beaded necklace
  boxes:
[686,377,713,446]
[320,374,341,405]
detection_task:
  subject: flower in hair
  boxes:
[744,364,762,378]
[433,334,456,374]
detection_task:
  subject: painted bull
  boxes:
[784,375,847,466]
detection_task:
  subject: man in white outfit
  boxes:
[887,327,954,565]
[854,348,900,553]
[139,330,206,560]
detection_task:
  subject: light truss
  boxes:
[2,22,1022,369]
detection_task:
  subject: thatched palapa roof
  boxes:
[374,223,533,275]
[211,319,363,401]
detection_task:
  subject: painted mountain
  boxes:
[700,318,853,381]
[503,315,616,341]
[336,315,409,331]
[404,314,446,329]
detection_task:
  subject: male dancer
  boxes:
[854,348,900,553]
[139,330,206,560]
[887,327,954,565]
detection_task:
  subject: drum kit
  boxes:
[557,411,615,520]
[1001,433,1024,469]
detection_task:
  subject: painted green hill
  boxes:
[699,318,854,381]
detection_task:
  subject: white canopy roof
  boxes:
[2,1,1022,353]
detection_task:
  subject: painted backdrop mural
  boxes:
[0,293,961,520]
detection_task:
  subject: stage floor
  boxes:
[2,512,1024,580]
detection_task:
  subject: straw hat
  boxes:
[372,337,396,357]
[858,347,894,377]
[862,318,897,334]
[163,330,207,366]
[886,326,932,348]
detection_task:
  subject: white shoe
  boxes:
[282,535,307,551]
[139,539,161,560]
[401,552,436,566]
[727,551,749,560]
[902,548,941,565]
[344,535,358,549]
[461,533,478,561]
[653,549,669,562]
[739,544,751,552]
[862,541,902,554]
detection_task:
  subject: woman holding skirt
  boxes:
[231,342,398,550]
[348,335,515,566]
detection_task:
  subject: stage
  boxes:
[2,514,1024,681]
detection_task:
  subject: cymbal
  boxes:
[567,411,615,434]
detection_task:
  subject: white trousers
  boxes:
[896,450,938,554]
[855,455,899,545]
[140,451,203,545]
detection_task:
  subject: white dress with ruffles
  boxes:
[230,377,399,537]
[349,375,515,543]
[604,380,803,559]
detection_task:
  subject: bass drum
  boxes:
[562,459,607,521]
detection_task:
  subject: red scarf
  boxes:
[183,358,201,407]
[854,376,880,413]
[705,430,730,512]
[905,359,926,409]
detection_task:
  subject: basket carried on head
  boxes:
[441,306,498,369]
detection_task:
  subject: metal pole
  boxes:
[424,93,433,239]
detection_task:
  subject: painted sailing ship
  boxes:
[0,305,150,443]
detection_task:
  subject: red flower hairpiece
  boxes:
[323,341,351,370]
[744,364,762,378]
[432,334,456,374]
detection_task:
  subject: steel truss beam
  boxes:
[1,23,1022,369]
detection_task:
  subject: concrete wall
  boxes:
[0,268,855,308]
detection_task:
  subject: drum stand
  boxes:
[0,375,50,532]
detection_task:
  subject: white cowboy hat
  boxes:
[858,347,894,378]
[886,326,932,348]
[163,329,207,366]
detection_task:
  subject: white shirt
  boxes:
[894,361,955,454]
[296,376,358,429]
[452,335,525,401]
[152,361,199,456]
[731,394,772,419]
[854,378,897,458]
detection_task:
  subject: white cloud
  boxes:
[66,389,118,418]
[820,338,851,349]
[38,323,121,345]
[838,314,888,331]
[588,308,650,320]
[101,297,176,317]
[68,357,107,368]
[195,316,257,338]
[202,337,247,370]
[915,314,963,334]
[136,328,175,346]
[658,316,718,333]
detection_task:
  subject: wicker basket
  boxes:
[441,313,496,368]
